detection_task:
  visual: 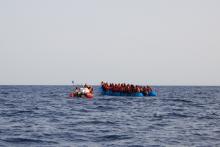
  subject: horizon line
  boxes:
[0,84,219,87]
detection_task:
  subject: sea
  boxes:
[0,86,220,147]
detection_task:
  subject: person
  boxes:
[74,87,82,97]
[74,87,79,93]
[84,87,90,93]
[84,84,88,88]
[142,86,148,96]
[80,87,90,94]
[101,81,153,96]
[146,86,152,93]
[88,86,93,93]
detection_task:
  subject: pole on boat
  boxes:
[72,81,75,90]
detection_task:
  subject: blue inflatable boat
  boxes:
[100,88,157,97]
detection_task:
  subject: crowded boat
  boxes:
[101,81,157,97]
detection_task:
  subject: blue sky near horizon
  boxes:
[0,0,219,85]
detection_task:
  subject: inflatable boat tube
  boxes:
[148,91,157,96]
[85,93,94,99]
[101,87,156,97]
[69,92,94,99]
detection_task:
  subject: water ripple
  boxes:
[0,86,220,146]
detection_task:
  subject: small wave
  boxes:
[69,120,116,127]
[2,103,16,108]
[165,98,193,103]
[4,110,34,117]
[197,115,219,120]
[168,112,191,118]
[153,112,191,119]
[0,92,9,95]
[152,112,165,120]
[1,110,33,117]
[16,110,34,114]
[128,145,145,147]
[94,134,132,142]
[3,137,58,145]
[85,120,116,125]
[95,105,115,111]
[153,122,169,127]
[171,108,184,111]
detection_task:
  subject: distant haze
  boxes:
[0,0,219,85]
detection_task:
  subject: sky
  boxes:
[0,0,219,85]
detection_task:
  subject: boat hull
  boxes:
[100,88,156,97]
[69,92,94,99]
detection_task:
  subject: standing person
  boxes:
[146,86,152,93]
[74,87,82,97]
[142,86,148,96]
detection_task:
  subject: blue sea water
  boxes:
[0,86,220,147]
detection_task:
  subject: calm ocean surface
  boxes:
[0,86,220,147]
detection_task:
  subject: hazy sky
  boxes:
[0,0,219,85]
